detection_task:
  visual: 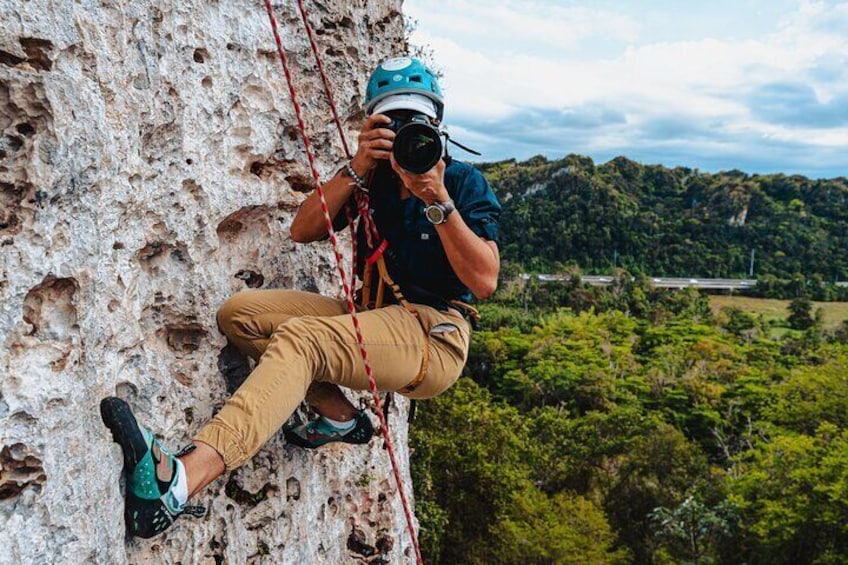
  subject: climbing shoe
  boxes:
[100,397,205,538]
[284,410,374,449]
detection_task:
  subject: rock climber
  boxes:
[100,56,501,538]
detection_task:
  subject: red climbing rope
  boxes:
[262,3,424,563]
[295,0,352,158]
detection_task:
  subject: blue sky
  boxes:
[404,0,848,178]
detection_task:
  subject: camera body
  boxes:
[385,112,444,174]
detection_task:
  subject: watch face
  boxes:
[425,204,445,224]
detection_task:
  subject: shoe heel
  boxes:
[100,397,148,469]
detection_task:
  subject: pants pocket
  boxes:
[429,322,459,335]
[430,319,469,362]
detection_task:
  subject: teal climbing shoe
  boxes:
[284,410,374,449]
[100,397,205,538]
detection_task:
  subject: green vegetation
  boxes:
[410,275,848,564]
[478,154,848,299]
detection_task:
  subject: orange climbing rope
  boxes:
[261,2,424,563]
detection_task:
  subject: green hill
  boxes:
[479,155,848,291]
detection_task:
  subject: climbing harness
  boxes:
[262,1,424,562]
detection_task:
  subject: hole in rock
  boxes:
[20,38,54,71]
[286,172,313,193]
[15,123,35,136]
[216,205,274,241]
[347,525,376,557]
[115,381,139,400]
[170,247,186,262]
[286,477,301,501]
[135,241,190,274]
[375,533,394,554]
[50,351,70,372]
[181,179,204,203]
[284,126,299,141]
[4,135,23,152]
[161,323,207,353]
[1,182,23,233]
[7,411,37,427]
[22,275,78,340]
[0,443,46,501]
[193,48,208,63]
[0,50,25,67]
[225,474,271,507]
[29,190,48,206]
[201,77,212,88]
[235,269,264,288]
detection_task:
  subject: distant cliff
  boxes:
[0,1,417,563]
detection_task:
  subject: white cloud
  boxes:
[405,0,848,176]
[405,0,641,53]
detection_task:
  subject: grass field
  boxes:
[709,296,848,329]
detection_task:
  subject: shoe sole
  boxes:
[100,397,148,470]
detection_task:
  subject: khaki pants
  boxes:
[194,289,470,470]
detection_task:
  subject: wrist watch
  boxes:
[424,199,456,225]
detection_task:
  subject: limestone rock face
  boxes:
[0,1,416,563]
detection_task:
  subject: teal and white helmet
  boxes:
[365,56,444,121]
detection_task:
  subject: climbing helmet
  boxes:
[365,56,444,121]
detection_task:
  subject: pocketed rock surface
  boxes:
[0,1,417,562]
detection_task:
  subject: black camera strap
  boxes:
[444,131,481,156]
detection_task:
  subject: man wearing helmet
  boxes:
[99,57,501,538]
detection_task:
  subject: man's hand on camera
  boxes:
[351,114,395,174]
[390,154,449,206]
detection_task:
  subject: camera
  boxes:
[385,112,444,174]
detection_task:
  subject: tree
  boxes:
[787,296,814,330]
[650,495,738,564]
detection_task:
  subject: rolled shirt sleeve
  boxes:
[451,164,501,243]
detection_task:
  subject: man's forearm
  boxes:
[435,212,499,299]
[290,170,355,243]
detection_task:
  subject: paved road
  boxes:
[521,274,758,290]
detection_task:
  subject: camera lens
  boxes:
[393,122,443,174]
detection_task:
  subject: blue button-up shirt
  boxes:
[340,159,501,309]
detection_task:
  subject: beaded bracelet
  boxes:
[345,162,368,193]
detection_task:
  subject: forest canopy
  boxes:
[411,275,848,564]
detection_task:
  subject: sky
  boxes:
[404,0,848,178]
